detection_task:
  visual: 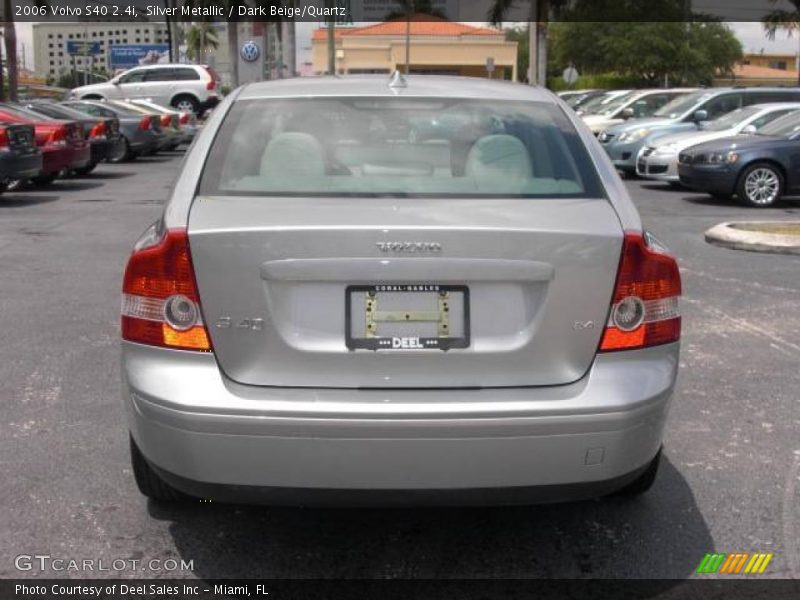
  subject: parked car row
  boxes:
[570,86,800,207]
[0,98,199,195]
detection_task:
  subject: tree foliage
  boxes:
[548,20,742,86]
[504,25,529,83]
[186,23,219,62]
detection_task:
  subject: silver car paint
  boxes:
[124,341,676,490]
[125,76,675,498]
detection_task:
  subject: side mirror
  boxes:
[693,109,708,122]
[621,107,635,119]
[741,124,757,134]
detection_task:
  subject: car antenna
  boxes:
[388,70,407,89]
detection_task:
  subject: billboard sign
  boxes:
[65,41,101,55]
[109,44,170,70]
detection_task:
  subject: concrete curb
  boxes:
[704,221,800,255]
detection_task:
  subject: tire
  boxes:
[0,180,6,195]
[171,95,199,115]
[108,137,131,163]
[736,162,784,208]
[130,436,190,502]
[31,173,58,186]
[613,447,662,497]
[72,163,97,177]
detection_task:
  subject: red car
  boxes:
[0,103,90,186]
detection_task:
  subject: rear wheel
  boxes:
[31,173,58,186]
[172,95,199,115]
[108,137,131,163]
[613,447,662,497]
[130,436,190,502]
[737,162,783,208]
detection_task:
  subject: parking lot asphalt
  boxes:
[0,156,798,583]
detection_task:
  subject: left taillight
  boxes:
[121,224,211,352]
[599,231,681,352]
[89,121,106,139]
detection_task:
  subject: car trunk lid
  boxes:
[188,195,623,389]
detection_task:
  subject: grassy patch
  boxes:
[730,222,800,236]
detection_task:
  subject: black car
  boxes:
[19,101,121,175]
[0,121,42,193]
[678,109,800,207]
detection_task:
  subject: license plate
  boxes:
[345,284,470,351]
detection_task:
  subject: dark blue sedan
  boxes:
[677,109,800,207]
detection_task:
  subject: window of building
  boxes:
[48,34,53,39]
[769,60,788,70]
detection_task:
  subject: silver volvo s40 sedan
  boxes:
[121,75,681,505]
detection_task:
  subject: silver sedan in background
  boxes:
[121,76,681,505]
[636,103,800,183]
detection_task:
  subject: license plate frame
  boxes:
[345,284,470,351]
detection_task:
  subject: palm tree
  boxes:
[489,0,568,86]
[186,23,219,63]
[763,0,800,85]
[387,0,446,74]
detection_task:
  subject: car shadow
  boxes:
[37,180,104,193]
[147,454,711,590]
[682,194,734,207]
[0,194,60,207]
[79,170,137,180]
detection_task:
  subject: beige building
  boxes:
[741,52,798,73]
[312,17,517,80]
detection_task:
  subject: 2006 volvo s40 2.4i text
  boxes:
[121,76,681,505]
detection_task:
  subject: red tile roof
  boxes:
[312,16,502,41]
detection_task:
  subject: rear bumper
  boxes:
[0,150,43,180]
[68,142,91,169]
[89,138,115,163]
[127,130,158,154]
[41,146,73,175]
[123,342,679,503]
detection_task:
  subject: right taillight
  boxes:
[599,231,681,352]
[138,116,152,131]
[121,224,211,352]
[46,126,68,147]
[0,127,8,149]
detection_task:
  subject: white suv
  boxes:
[70,64,221,115]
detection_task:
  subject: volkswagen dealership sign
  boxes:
[240,40,261,63]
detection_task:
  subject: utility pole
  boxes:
[405,1,411,74]
[528,1,538,85]
[327,18,335,74]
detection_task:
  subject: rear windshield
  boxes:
[755,110,800,137]
[199,97,605,198]
[653,91,711,119]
